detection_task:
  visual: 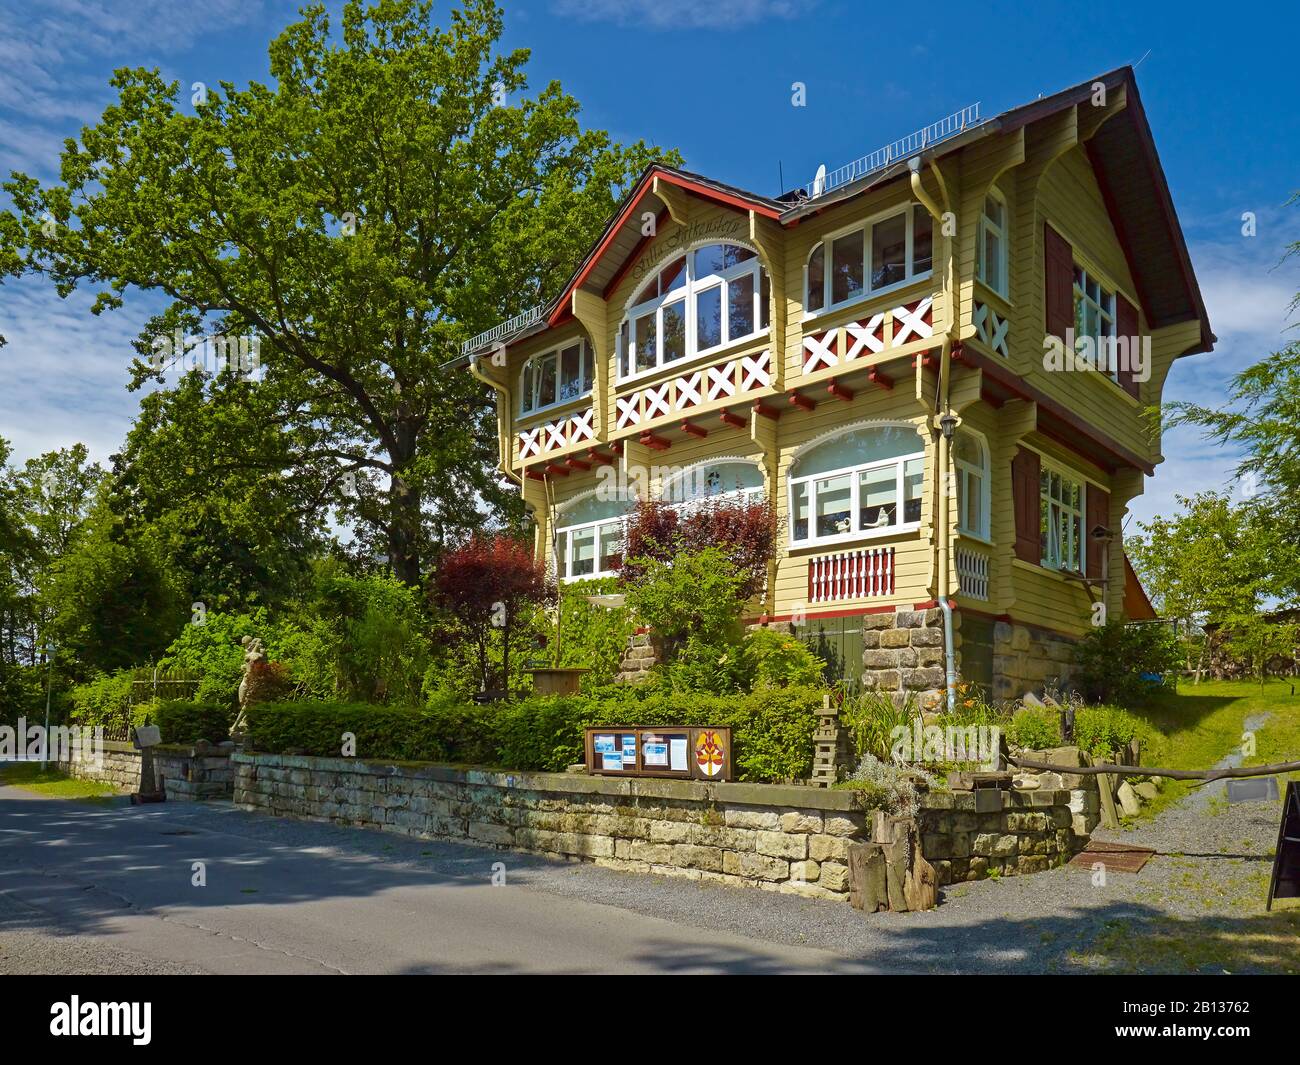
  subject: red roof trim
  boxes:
[546,167,781,326]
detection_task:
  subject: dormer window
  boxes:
[618,243,770,381]
[804,205,932,318]
[520,340,592,417]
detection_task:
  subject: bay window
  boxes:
[789,425,924,546]
[953,430,990,540]
[977,190,1008,297]
[804,205,932,316]
[554,493,627,581]
[619,243,769,381]
[519,340,592,416]
[1040,465,1084,573]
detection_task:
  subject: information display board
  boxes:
[1266,780,1300,910]
[584,727,732,782]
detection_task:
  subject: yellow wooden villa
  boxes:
[461,66,1211,706]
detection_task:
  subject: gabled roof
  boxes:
[544,166,784,327]
[465,66,1212,360]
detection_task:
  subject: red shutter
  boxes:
[1043,223,1074,342]
[1011,447,1041,564]
[1086,486,1110,578]
[1115,294,1141,399]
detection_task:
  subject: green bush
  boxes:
[1075,620,1180,704]
[1006,703,1060,750]
[245,686,823,783]
[68,671,135,729]
[1074,704,1153,759]
[737,628,826,691]
[246,701,451,762]
[840,691,915,762]
[549,578,636,688]
[153,700,237,745]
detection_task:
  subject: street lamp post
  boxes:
[41,641,54,771]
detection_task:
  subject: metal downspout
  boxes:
[910,158,958,712]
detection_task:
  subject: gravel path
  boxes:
[2,763,1290,974]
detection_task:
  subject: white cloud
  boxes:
[1132,211,1300,528]
[548,0,815,30]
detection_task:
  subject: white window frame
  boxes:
[1039,461,1085,574]
[553,497,626,583]
[954,431,991,542]
[977,188,1009,298]
[660,459,766,513]
[519,340,592,418]
[618,243,769,384]
[1073,265,1118,380]
[788,442,924,549]
[802,203,933,321]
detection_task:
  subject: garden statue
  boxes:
[232,635,267,734]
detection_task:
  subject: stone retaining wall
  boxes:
[57,740,140,791]
[232,753,1089,901]
[921,787,1092,885]
[56,741,233,801]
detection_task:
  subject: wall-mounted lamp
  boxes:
[938,413,958,440]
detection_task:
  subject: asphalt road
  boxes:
[0,784,878,975]
[4,776,1286,975]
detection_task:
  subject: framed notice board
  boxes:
[1266,780,1300,910]
[584,727,732,781]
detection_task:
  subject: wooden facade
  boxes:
[465,67,1211,694]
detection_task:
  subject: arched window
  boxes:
[804,205,933,317]
[520,339,592,417]
[661,460,765,511]
[789,424,924,546]
[618,243,770,380]
[953,430,990,540]
[554,492,627,581]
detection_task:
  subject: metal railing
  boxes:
[461,302,547,356]
[798,103,983,200]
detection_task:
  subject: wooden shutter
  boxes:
[1043,223,1074,342]
[1011,447,1041,564]
[1086,486,1110,578]
[1115,294,1141,399]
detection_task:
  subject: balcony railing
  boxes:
[808,546,895,603]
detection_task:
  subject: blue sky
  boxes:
[1,0,1297,532]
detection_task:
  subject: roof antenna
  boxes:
[778,160,784,195]
[1133,48,1152,70]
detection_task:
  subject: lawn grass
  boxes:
[1123,677,1300,816]
[0,761,121,801]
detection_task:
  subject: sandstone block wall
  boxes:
[232,753,1087,901]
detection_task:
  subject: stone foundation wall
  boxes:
[232,753,1087,901]
[992,620,1079,702]
[860,607,949,709]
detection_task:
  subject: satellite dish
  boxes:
[812,163,827,197]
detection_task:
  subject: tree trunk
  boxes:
[501,616,511,699]
[386,472,422,587]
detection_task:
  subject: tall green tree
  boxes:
[0,442,104,666]
[2,0,676,584]
[111,372,328,612]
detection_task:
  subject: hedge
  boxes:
[245,686,822,783]
[153,700,238,746]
